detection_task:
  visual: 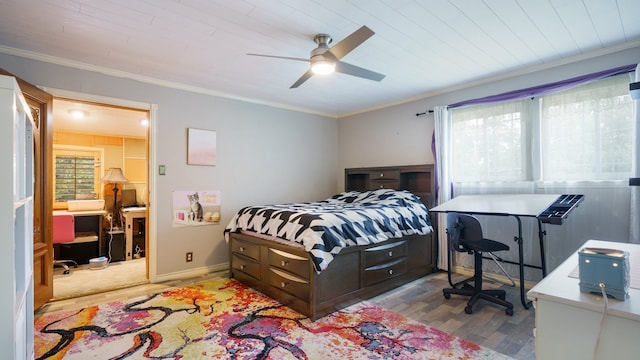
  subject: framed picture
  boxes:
[187,128,217,166]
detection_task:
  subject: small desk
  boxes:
[121,207,146,260]
[528,240,640,359]
[53,209,106,261]
[430,194,562,308]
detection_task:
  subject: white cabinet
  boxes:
[0,75,35,359]
[528,239,640,359]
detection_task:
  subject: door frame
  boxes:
[43,87,158,282]
[0,68,55,309]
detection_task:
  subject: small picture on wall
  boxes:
[172,190,221,227]
[187,128,217,166]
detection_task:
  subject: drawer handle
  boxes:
[239,247,245,252]
[388,251,393,257]
[240,265,245,270]
[280,282,288,288]
[388,269,393,275]
[379,185,384,188]
[281,260,289,266]
[379,173,384,177]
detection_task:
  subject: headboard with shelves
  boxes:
[345,164,435,208]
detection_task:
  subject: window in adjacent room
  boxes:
[53,146,103,209]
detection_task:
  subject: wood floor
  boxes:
[36,270,536,360]
[368,271,536,360]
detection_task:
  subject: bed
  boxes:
[225,164,436,321]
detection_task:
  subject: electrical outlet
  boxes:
[186,252,193,262]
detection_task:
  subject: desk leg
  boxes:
[538,219,547,277]
[513,216,532,309]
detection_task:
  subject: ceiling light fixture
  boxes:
[310,51,335,75]
[68,109,88,119]
[311,59,336,75]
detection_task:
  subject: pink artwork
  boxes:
[187,128,217,165]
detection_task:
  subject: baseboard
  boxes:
[151,262,229,283]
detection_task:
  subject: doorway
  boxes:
[51,96,151,299]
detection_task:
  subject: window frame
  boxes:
[52,145,104,209]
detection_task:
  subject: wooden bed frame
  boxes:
[228,164,436,321]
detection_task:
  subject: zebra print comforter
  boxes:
[224,189,433,272]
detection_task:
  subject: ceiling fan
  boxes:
[247,25,385,88]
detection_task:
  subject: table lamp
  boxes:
[101,167,129,228]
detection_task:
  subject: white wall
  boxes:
[337,107,434,189]
[0,53,338,277]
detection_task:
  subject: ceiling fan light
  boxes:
[311,60,335,75]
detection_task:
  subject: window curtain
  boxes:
[449,64,636,108]
[438,65,639,279]
[433,105,452,269]
[632,64,640,244]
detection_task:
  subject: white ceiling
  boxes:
[1,0,640,122]
[52,98,149,138]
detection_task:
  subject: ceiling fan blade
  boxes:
[246,53,309,62]
[290,69,314,88]
[327,25,374,60]
[335,61,385,82]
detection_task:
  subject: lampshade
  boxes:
[311,59,335,75]
[101,168,129,184]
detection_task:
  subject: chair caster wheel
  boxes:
[443,292,451,299]
[63,270,70,275]
[465,305,473,314]
[505,308,514,316]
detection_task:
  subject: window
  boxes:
[451,99,531,182]
[540,74,633,181]
[450,73,633,183]
[53,146,103,209]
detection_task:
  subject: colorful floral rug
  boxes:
[35,278,512,359]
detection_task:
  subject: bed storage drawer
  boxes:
[371,170,399,180]
[364,240,407,267]
[231,238,261,262]
[363,257,407,286]
[370,180,399,189]
[268,248,310,280]
[268,267,310,301]
[369,170,400,189]
[232,254,261,280]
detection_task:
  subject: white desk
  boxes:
[430,194,560,217]
[430,194,563,308]
[528,240,640,359]
[120,207,146,260]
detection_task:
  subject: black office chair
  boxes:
[443,213,514,316]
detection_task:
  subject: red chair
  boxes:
[52,213,78,274]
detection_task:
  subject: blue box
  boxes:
[578,247,629,300]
